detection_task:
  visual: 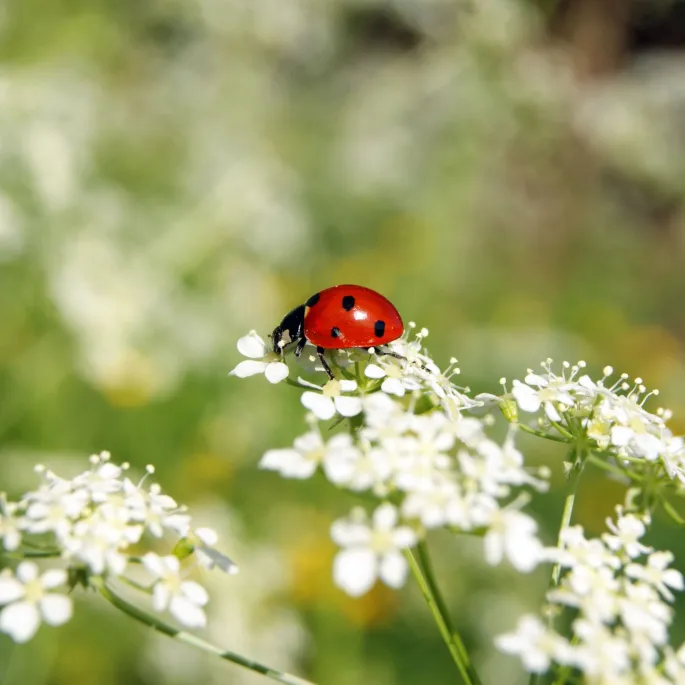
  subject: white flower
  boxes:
[660,435,685,483]
[229,331,289,384]
[365,360,418,397]
[512,372,575,422]
[300,379,362,420]
[143,553,209,628]
[548,564,620,624]
[22,478,89,540]
[482,508,543,573]
[260,431,328,480]
[64,516,131,576]
[602,512,652,559]
[626,551,684,601]
[72,454,122,502]
[322,442,391,492]
[331,504,417,597]
[496,615,573,673]
[187,527,239,575]
[0,562,72,643]
[570,619,632,678]
[548,524,619,571]
[402,477,463,528]
[501,507,683,681]
[619,582,671,647]
[128,481,191,538]
[0,498,21,551]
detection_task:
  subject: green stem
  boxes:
[90,577,316,685]
[518,424,570,444]
[549,420,574,441]
[549,463,582,589]
[529,458,584,685]
[528,447,587,685]
[405,544,482,685]
[661,497,685,525]
[586,454,642,483]
[4,549,62,559]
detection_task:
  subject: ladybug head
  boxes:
[271,304,305,354]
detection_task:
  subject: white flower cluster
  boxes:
[0,452,237,642]
[510,360,685,482]
[231,326,548,596]
[497,507,685,683]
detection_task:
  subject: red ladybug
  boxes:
[271,284,404,379]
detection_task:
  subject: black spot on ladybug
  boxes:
[374,320,386,338]
[306,292,320,307]
[331,327,341,338]
[342,295,355,311]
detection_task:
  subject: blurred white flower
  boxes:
[229,331,289,384]
[0,498,21,551]
[0,562,72,643]
[626,551,684,602]
[602,511,652,559]
[189,527,239,575]
[482,508,543,573]
[496,615,572,673]
[331,504,417,597]
[143,553,209,629]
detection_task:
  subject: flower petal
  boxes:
[381,378,405,397]
[330,520,371,547]
[142,552,164,577]
[0,601,41,642]
[169,595,207,628]
[373,503,398,530]
[196,546,239,575]
[333,548,376,597]
[301,392,335,420]
[39,594,73,626]
[0,577,25,604]
[264,362,289,384]
[40,569,67,590]
[236,332,268,358]
[230,360,267,378]
[181,581,209,606]
[194,527,218,546]
[260,449,317,479]
[512,381,541,413]
[15,562,38,584]
[379,551,408,588]
[364,364,386,379]
[152,582,171,612]
[334,396,363,417]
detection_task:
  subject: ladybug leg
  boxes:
[373,347,429,372]
[316,346,335,380]
[374,347,406,363]
[294,337,307,358]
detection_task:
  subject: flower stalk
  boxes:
[405,544,482,685]
[91,577,315,685]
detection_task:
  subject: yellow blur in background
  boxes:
[2,1,685,683]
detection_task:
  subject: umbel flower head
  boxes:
[0,452,238,642]
[232,324,550,596]
[497,506,685,683]
[508,359,685,479]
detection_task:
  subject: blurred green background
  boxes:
[2,0,685,683]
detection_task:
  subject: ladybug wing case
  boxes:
[303,285,403,349]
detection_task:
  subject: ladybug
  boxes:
[271,284,404,379]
